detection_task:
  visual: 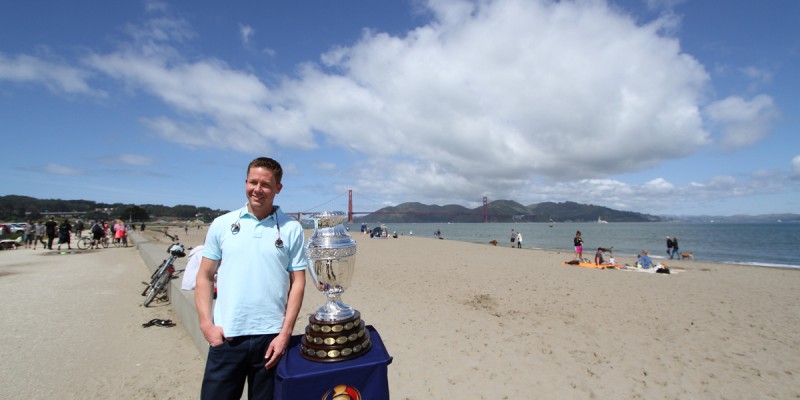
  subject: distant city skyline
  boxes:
[1,0,798,216]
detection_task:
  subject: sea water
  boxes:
[350,222,800,269]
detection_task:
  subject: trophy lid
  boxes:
[308,211,355,250]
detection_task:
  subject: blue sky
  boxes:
[1,0,798,216]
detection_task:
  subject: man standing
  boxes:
[195,157,307,400]
[44,217,58,250]
[666,236,674,259]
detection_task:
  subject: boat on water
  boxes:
[597,217,608,224]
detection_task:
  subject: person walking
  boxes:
[670,237,679,260]
[195,157,307,400]
[57,219,72,250]
[666,236,674,259]
[44,217,58,250]
[33,221,45,249]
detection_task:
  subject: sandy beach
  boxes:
[2,227,798,399]
[0,237,204,399]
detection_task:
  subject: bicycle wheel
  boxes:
[144,272,170,307]
[77,237,92,250]
[101,237,109,248]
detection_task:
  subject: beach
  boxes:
[1,229,798,399]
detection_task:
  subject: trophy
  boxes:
[301,211,371,362]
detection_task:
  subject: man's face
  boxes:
[245,166,282,214]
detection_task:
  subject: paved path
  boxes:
[0,244,203,399]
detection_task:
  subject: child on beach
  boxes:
[573,231,584,260]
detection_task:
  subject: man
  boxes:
[195,157,307,399]
[666,235,673,259]
[44,217,58,250]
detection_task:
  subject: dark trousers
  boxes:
[201,334,277,400]
[46,234,55,249]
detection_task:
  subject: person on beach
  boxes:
[638,250,654,269]
[34,221,45,249]
[74,219,84,239]
[666,236,673,259]
[90,220,104,249]
[24,220,34,249]
[573,231,584,260]
[516,231,522,248]
[670,237,679,260]
[44,217,58,250]
[56,219,72,250]
[195,157,307,400]
[113,220,124,246]
[594,247,606,266]
[510,229,516,248]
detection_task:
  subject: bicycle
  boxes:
[142,243,187,307]
[76,234,110,250]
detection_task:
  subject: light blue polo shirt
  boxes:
[203,205,307,337]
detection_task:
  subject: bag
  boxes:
[91,224,103,234]
[566,260,580,265]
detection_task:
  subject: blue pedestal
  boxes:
[275,326,392,399]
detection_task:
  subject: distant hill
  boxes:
[0,195,227,222]
[354,200,661,223]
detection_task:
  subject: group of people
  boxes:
[19,217,74,250]
[571,229,678,271]
[17,218,132,250]
[665,235,680,259]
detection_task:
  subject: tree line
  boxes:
[0,195,227,223]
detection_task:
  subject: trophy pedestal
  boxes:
[300,310,372,362]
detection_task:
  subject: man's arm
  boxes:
[195,257,224,346]
[263,269,305,369]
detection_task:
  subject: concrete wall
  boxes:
[132,231,209,359]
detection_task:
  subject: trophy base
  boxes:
[300,310,372,362]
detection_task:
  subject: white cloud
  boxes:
[240,24,255,45]
[0,53,101,96]
[57,0,781,213]
[42,163,83,176]
[705,94,779,150]
[791,155,800,178]
[119,154,153,166]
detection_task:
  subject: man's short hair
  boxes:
[247,157,283,183]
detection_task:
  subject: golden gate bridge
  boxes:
[287,190,491,223]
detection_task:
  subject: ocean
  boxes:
[348,222,800,269]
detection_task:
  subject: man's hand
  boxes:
[201,322,226,347]
[264,332,291,369]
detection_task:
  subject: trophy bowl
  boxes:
[301,211,371,362]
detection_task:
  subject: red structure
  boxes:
[348,190,354,223]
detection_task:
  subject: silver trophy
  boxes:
[301,211,371,362]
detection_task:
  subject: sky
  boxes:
[1,0,798,217]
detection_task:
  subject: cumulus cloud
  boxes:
[0,53,101,96]
[15,0,780,213]
[705,94,779,150]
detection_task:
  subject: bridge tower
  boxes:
[348,189,354,223]
[483,196,489,223]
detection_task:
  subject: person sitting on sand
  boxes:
[594,247,605,266]
[638,250,654,269]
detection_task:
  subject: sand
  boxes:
[2,228,798,399]
[0,239,203,399]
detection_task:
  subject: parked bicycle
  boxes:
[141,243,187,307]
[76,234,110,250]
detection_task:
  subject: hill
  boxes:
[354,200,660,223]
